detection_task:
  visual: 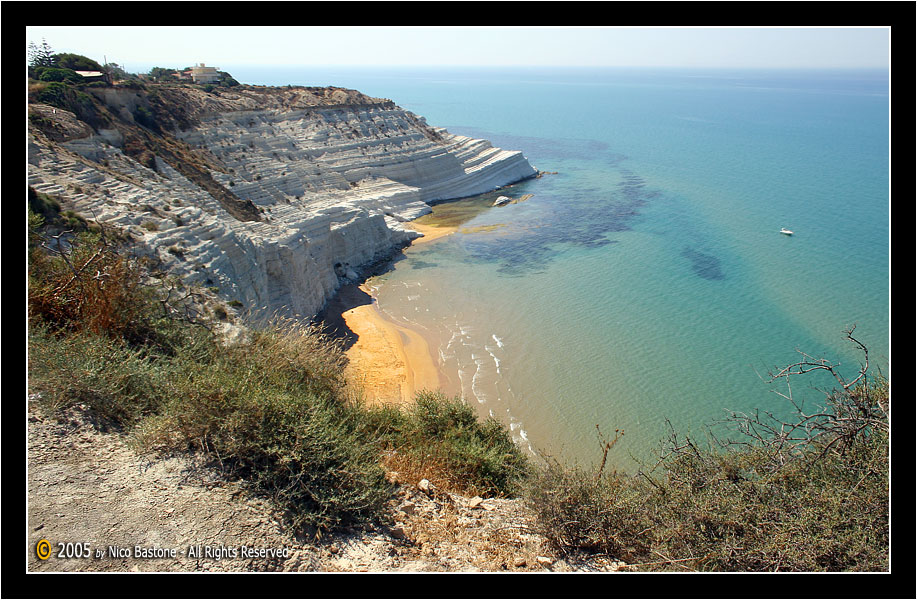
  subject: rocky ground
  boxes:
[26,404,630,574]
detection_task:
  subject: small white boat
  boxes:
[779,228,793,235]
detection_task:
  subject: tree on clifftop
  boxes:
[149,67,179,81]
[54,53,103,72]
[104,63,132,81]
[28,39,55,69]
[218,71,239,87]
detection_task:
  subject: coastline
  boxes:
[341,282,443,405]
[319,186,531,407]
[320,227,452,406]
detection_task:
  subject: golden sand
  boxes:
[331,218,466,406]
[341,190,534,405]
[404,221,458,245]
[340,284,442,405]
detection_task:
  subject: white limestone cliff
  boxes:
[27,86,537,321]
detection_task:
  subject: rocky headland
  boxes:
[27,81,552,574]
[27,82,537,322]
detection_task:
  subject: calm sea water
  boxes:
[230,66,890,469]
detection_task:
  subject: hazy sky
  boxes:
[26,26,890,72]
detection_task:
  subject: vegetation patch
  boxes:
[28,187,62,222]
[27,220,526,536]
[31,81,107,131]
[364,392,531,498]
[525,339,889,572]
[34,67,85,84]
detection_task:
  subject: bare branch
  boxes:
[593,425,624,480]
[720,327,886,470]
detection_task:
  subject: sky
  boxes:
[26,26,890,73]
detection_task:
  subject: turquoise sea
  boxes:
[228,65,890,469]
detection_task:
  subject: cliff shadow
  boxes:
[313,283,374,352]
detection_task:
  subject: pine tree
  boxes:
[28,38,55,68]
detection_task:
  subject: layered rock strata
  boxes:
[27,85,536,320]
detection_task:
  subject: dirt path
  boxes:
[26,404,624,573]
[26,406,311,572]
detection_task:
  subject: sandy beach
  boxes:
[403,221,458,245]
[332,283,441,405]
[319,208,474,406]
[319,222,454,407]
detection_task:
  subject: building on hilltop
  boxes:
[75,70,112,84]
[190,63,220,84]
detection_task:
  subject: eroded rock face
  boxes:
[27,85,537,320]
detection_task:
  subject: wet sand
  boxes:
[316,205,481,406]
[321,281,443,406]
[404,221,458,245]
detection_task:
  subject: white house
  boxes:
[190,63,220,84]
[74,70,110,83]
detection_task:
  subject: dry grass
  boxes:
[526,373,890,572]
[397,501,542,571]
[382,450,479,497]
[365,392,531,499]
[28,229,161,344]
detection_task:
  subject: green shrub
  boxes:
[525,457,653,557]
[36,67,84,84]
[133,324,392,533]
[366,391,530,497]
[61,209,88,229]
[526,369,890,572]
[28,187,61,220]
[133,105,158,131]
[28,326,173,427]
[149,67,178,81]
[219,72,239,87]
[34,81,72,109]
[29,188,104,236]
[32,82,104,129]
[53,52,103,71]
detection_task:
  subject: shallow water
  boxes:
[242,66,890,469]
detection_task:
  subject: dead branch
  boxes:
[720,326,887,468]
[593,425,624,480]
